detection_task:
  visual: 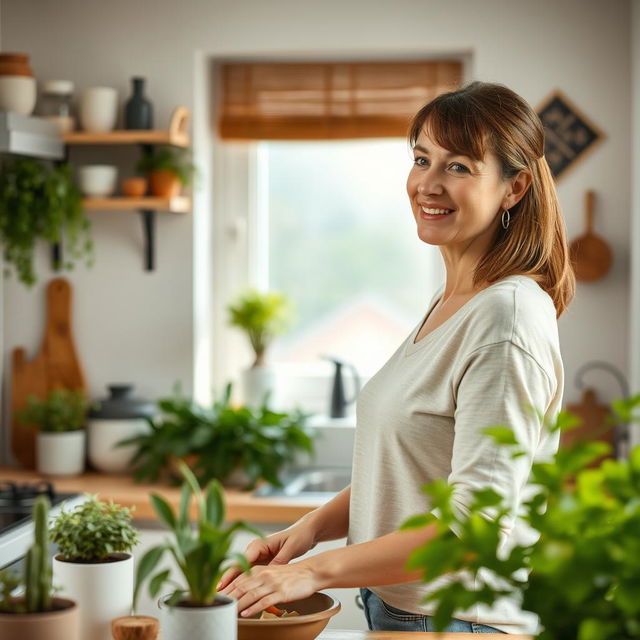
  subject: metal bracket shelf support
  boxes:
[139,209,156,271]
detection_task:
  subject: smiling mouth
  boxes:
[420,206,455,216]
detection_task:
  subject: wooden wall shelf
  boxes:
[62,106,190,147]
[82,196,191,213]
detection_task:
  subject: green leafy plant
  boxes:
[227,288,293,367]
[0,495,54,613]
[0,156,93,287]
[16,388,90,433]
[120,383,314,489]
[402,396,640,640]
[135,145,195,186]
[50,495,139,562]
[134,460,261,609]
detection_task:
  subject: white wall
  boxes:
[630,0,640,447]
[0,0,633,449]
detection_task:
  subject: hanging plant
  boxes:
[0,156,94,287]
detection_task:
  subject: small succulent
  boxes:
[50,495,139,562]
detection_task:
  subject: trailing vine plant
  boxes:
[0,156,94,286]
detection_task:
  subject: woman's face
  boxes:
[406,127,512,256]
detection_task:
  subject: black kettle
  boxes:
[322,356,361,418]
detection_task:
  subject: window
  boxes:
[260,139,442,378]
[209,58,461,410]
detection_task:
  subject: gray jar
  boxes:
[87,384,155,473]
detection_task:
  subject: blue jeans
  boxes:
[360,588,506,633]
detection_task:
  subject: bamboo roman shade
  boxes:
[217,60,463,140]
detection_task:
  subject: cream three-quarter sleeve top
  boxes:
[347,275,563,635]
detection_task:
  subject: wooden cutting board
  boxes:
[562,387,616,464]
[11,277,87,468]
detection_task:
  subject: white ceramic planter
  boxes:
[87,418,149,473]
[79,86,118,131]
[0,75,36,114]
[158,593,237,640]
[37,431,85,476]
[241,365,278,409]
[78,164,118,196]
[53,553,133,640]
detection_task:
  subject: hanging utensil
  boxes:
[569,190,612,282]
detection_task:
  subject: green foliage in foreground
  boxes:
[402,396,640,640]
[133,461,262,608]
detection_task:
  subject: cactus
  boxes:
[24,495,52,612]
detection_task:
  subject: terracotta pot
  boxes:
[149,170,181,198]
[0,597,79,640]
[121,177,148,198]
[0,52,33,76]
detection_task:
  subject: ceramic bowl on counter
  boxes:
[78,165,118,197]
[87,384,154,473]
[237,591,340,640]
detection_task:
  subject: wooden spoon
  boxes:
[569,190,612,282]
[111,615,159,640]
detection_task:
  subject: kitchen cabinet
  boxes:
[61,106,191,270]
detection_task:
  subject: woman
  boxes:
[218,81,575,634]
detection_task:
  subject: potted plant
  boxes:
[50,495,140,640]
[401,395,640,639]
[16,388,89,476]
[0,495,79,639]
[135,145,194,198]
[0,156,93,287]
[227,287,293,407]
[134,460,262,640]
[120,382,314,490]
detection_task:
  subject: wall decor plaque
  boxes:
[536,89,604,181]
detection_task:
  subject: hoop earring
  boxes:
[501,209,510,230]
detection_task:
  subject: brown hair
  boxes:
[409,81,575,317]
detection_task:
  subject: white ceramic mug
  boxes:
[78,165,117,197]
[79,86,118,131]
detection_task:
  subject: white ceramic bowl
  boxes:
[79,86,118,132]
[0,75,36,114]
[78,165,117,197]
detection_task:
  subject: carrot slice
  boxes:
[265,605,284,616]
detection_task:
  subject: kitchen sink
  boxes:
[254,467,352,498]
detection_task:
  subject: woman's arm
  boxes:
[217,486,352,591]
[224,519,438,618]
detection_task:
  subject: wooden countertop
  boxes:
[318,632,530,639]
[0,467,323,523]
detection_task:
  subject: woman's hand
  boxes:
[217,519,318,592]
[221,561,320,618]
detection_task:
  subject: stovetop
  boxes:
[0,480,85,570]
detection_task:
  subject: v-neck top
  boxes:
[347,275,563,635]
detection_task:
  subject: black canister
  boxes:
[124,77,153,130]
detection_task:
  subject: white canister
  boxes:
[79,86,118,132]
[36,430,85,476]
[53,553,133,640]
[87,384,155,473]
[158,593,237,640]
